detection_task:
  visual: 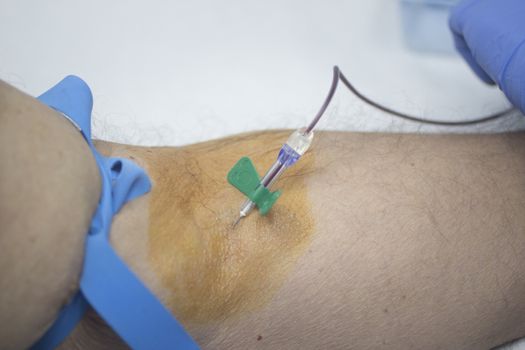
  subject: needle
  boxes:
[232,216,242,229]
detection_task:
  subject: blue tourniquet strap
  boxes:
[30,76,200,350]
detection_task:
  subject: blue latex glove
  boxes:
[449,0,525,113]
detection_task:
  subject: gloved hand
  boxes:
[449,0,525,113]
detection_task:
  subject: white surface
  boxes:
[1,0,524,147]
[1,1,524,348]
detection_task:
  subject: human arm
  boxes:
[71,130,525,350]
[0,81,101,349]
[2,79,525,350]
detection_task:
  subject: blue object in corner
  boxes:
[30,76,200,350]
[449,0,525,114]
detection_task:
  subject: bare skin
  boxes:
[0,81,101,349]
[2,81,525,349]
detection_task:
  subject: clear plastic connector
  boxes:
[278,128,314,167]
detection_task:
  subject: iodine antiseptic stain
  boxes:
[144,131,315,325]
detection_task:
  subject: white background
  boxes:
[1,0,524,147]
[1,0,524,348]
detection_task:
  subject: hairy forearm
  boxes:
[75,131,525,350]
[7,76,523,349]
[254,132,525,350]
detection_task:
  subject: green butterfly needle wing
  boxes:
[227,157,261,198]
[227,157,281,216]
